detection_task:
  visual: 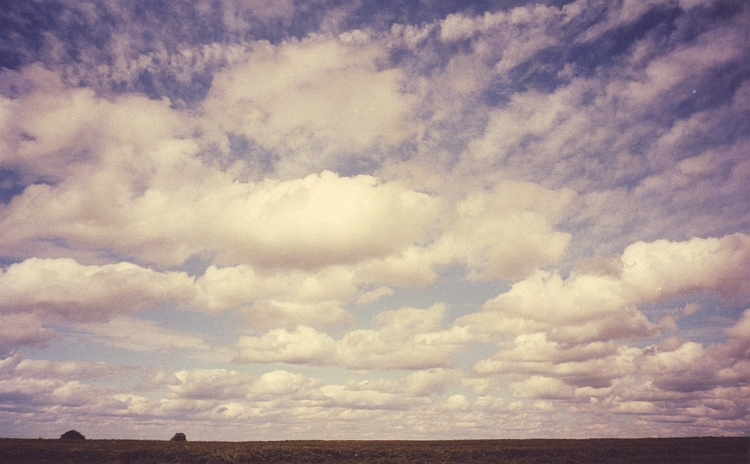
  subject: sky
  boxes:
[0,0,749,441]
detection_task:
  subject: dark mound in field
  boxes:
[59,430,85,440]
[170,433,187,441]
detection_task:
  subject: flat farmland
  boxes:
[0,437,747,463]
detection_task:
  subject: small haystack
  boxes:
[170,432,187,441]
[60,430,85,440]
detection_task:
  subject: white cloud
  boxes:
[0,352,128,381]
[440,13,479,42]
[459,233,750,411]
[510,375,576,399]
[1,0,749,440]
[0,258,196,320]
[463,234,750,346]
[639,341,718,392]
[0,257,363,349]
[390,23,435,50]
[435,182,574,281]
[204,172,438,269]
[1,160,440,270]
[0,313,56,352]
[723,309,750,358]
[404,368,459,396]
[0,259,198,348]
[464,85,591,166]
[356,286,394,306]
[636,309,750,393]
[72,317,214,354]
[612,18,747,109]
[620,234,750,303]
[234,304,474,370]
[0,64,436,271]
[321,384,417,410]
[474,332,639,389]
[347,180,575,285]
[234,326,337,365]
[336,304,471,370]
[196,264,357,328]
[203,35,416,175]
[0,64,184,178]
[169,369,252,401]
[0,353,129,417]
[250,370,325,400]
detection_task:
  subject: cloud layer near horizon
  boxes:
[1,0,749,440]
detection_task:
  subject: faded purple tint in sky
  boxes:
[1,0,749,440]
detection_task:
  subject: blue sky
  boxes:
[1,0,749,440]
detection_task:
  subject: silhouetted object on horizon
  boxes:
[60,430,85,440]
[170,433,186,442]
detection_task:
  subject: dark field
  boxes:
[0,437,748,463]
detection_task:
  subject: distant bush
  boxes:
[59,430,85,440]
[170,433,187,442]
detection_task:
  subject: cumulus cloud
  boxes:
[235,304,474,370]
[234,326,337,365]
[459,233,750,407]
[0,352,130,419]
[1,142,440,268]
[463,233,750,346]
[203,35,417,176]
[0,313,56,352]
[345,179,575,286]
[0,60,579,327]
[0,62,577,345]
[435,181,574,281]
[474,332,640,389]
[336,304,472,370]
[72,317,216,355]
[510,375,576,399]
[0,62,435,270]
[0,257,358,348]
[2,125,441,268]
[0,352,130,382]
[0,258,196,320]
[1,0,750,440]
[637,310,750,393]
[197,264,359,329]
[110,366,468,436]
[0,64,185,178]
[0,258,197,349]
[620,234,750,303]
[202,172,438,269]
